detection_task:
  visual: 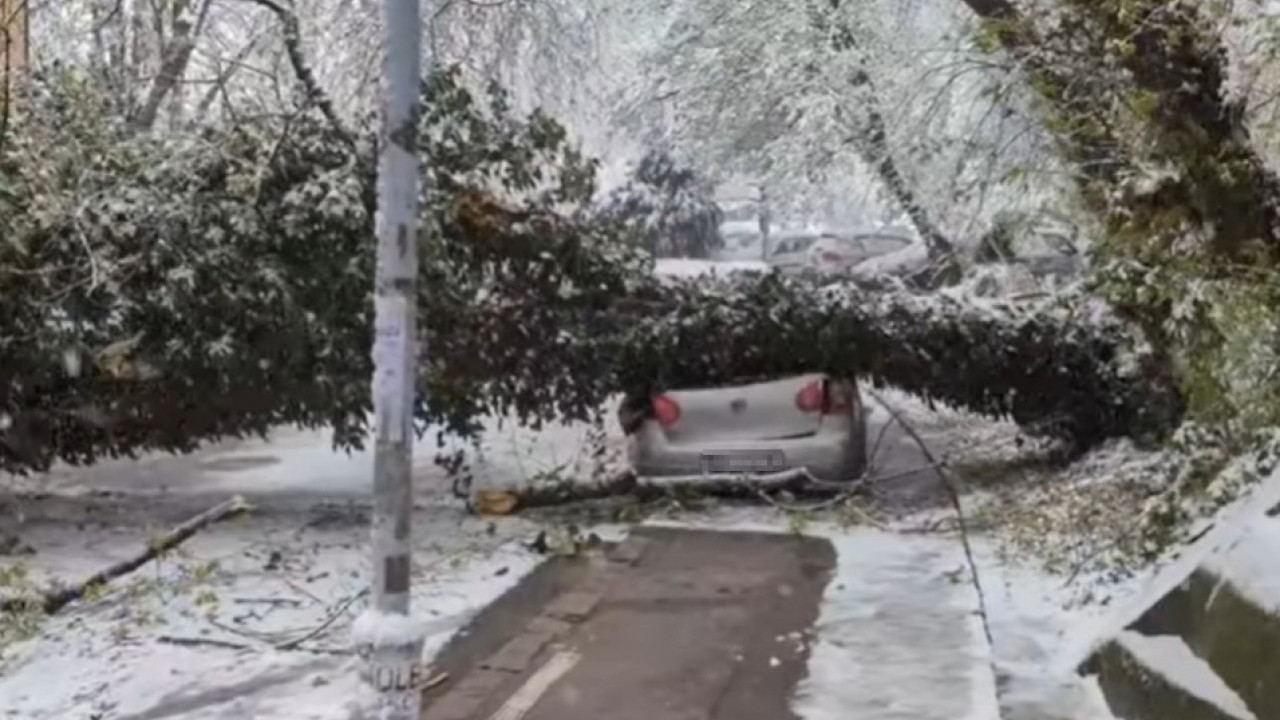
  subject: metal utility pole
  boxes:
[355,1,424,719]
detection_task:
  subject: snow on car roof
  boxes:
[653,258,770,279]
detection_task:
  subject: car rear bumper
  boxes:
[628,423,864,483]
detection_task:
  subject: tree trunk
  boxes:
[955,0,1280,420]
[132,0,212,132]
[849,68,954,262]
[820,2,955,261]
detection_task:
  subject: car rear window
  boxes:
[772,236,817,254]
[857,235,911,255]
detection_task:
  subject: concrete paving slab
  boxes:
[421,527,835,720]
[420,525,1000,720]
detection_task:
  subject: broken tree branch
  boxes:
[2,496,251,616]
[480,467,861,515]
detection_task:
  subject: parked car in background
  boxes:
[768,227,913,277]
[619,374,869,483]
[715,195,767,256]
[805,230,913,276]
[767,230,822,273]
[1012,223,1084,282]
[718,220,763,252]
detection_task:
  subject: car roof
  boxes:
[773,229,820,240]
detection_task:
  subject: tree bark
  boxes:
[848,68,955,262]
[132,0,213,132]
[821,2,955,261]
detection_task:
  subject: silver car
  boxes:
[767,232,822,274]
[618,374,869,483]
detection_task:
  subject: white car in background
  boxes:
[718,220,763,253]
[766,230,822,274]
[768,227,913,277]
[620,259,869,483]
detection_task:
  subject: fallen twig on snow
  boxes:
[1,495,251,616]
[479,466,863,514]
[758,488,888,529]
[158,634,253,651]
[898,515,961,535]
[274,588,368,651]
[233,596,303,607]
[756,463,940,516]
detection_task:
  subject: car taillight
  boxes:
[652,394,681,427]
[826,382,855,414]
[797,379,855,415]
[795,381,825,413]
[820,252,844,264]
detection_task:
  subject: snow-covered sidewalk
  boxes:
[0,421,616,720]
[0,499,553,720]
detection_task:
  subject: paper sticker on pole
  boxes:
[374,295,411,443]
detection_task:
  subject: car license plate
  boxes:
[701,450,785,474]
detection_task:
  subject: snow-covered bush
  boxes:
[0,66,619,472]
[596,151,723,258]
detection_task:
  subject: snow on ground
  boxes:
[794,529,1000,720]
[0,501,544,720]
[0,412,632,720]
[1198,469,1280,616]
[0,421,1135,720]
[975,539,1133,720]
[652,257,770,278]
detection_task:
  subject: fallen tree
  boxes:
[440,192,1183,451]
[0,67,1182,478]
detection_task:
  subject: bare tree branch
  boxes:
[191,35,263,123]
[239,0,355,146]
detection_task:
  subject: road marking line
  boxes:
[488,649,581,720]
